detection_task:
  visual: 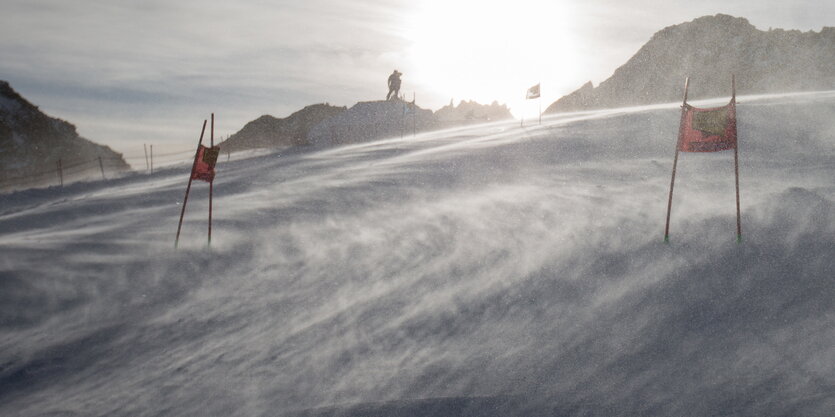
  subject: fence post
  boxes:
[57,159,63,187]
[98,156,106,180]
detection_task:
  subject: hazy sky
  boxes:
[1,0,832,158]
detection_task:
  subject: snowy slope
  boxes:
[1,91,834,416]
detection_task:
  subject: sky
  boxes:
[1,0,832,159]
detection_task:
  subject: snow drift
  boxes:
[0,91,833,416]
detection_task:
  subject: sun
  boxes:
[402,0,581,118]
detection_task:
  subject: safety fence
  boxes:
[121,146,196,174]
[0,146,198,193]
[0,155,127,190]
[0,137,239,194]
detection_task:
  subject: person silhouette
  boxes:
[386,70,402,100]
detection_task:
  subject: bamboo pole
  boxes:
[209,113,214,247]
[144,144,149,172]
[98,156,106,180]
[734,142,741,242]
[732,74,742,242]
[175,120,207,249]
[664,77,689,242]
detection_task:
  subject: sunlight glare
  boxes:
[403,0,580,118]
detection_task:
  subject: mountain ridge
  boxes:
[223,99,513,151]
[546,14,835,113]
[0,81,130,189]
[220,103,347,152]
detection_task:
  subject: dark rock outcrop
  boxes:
[227,98,513,151]
[546,14,835,113]
[434,100,513,126]
[305,99,436,147]
[220,103,346,152]
[0,81,129,188]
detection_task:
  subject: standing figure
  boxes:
[386,70,402,100]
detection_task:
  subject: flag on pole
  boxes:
[665,75,742,243]
[678,102,737,152]
[192,145,220,182]
[526,83,541,99]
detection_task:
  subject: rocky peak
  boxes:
[546,15,835,113]
[221,103,347,151]
[1,81,129,189]
[434,99,513,123]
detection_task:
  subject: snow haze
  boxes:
[1,91,833,416]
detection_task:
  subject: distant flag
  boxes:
[526,83,541,99]
[522,83,542,127]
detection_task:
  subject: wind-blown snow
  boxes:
[1,92,834,416]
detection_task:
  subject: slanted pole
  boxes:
[98,156,106,180]
[665,77,689,242]
[664,151,680,242]
[732,74,742,242]
[150,145,154,174]
[175,120,207,248]
[209,113,214,247]
[144,144,149,171]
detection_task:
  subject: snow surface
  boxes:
[1,92,834,416]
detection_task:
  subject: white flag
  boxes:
[526,83,540,99]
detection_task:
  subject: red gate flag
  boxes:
[526,83,540,99]
[665,75,742,243]
[678,100,737,152]
[192,145,220,182]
